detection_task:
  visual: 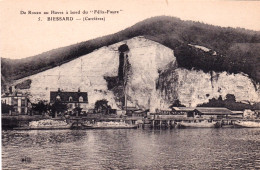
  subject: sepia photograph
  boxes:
[1,0,260,169]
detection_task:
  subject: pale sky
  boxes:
[0,0,260,59]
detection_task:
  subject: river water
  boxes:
[2,128,260,170]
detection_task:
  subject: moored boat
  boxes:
[234,121,260,128]
[178,120,218,128]
[83,121,138,129]
[13,119,72,130]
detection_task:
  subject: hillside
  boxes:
[5,37,259,109]
[1,16,260,91]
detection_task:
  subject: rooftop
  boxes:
[50,91,88,103]
[195,107,233,115]
[1,92,27,97]
[231,111,244,115]
[172,107,196,112]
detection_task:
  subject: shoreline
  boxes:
[2,114,260,130]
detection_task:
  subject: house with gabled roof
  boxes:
[50,88,88,113]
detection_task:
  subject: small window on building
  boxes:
[21,108,25,114]
[12,98,18,106]
[69,96,73,102]
[56,95,61,100]
[21,99,26,106]
[79,96,83,102]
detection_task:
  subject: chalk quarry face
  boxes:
[13,37,259,111]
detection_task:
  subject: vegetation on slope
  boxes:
[1,16,260,88]
[197,94,260,111]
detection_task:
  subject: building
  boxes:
[50,89,88,114]
[124,106,140,116]
[254,110,260,118]
[131,110,148,117]
[193,107,233,119]
[229,111,244,119]
[151,107,235,120]
[243,109,257,119]
[152,107,195,119]
[171,107,196,117]
[1,92,29,115]
[156,108,172,115]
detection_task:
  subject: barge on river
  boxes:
[234,121,260,128]
[13,119,72,130]
[79,121,138,129]
[177,120,220,128]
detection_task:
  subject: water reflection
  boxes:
[2,128,260,169]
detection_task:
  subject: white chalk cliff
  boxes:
[13,37,260,111]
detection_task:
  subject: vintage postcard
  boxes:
[1,0,260,169]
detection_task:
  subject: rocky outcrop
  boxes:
[12,36,259,111]
[157,68,259,108]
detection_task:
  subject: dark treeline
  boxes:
[198,94,260,111]
[2,16,260,88]
[174,44,258,86]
